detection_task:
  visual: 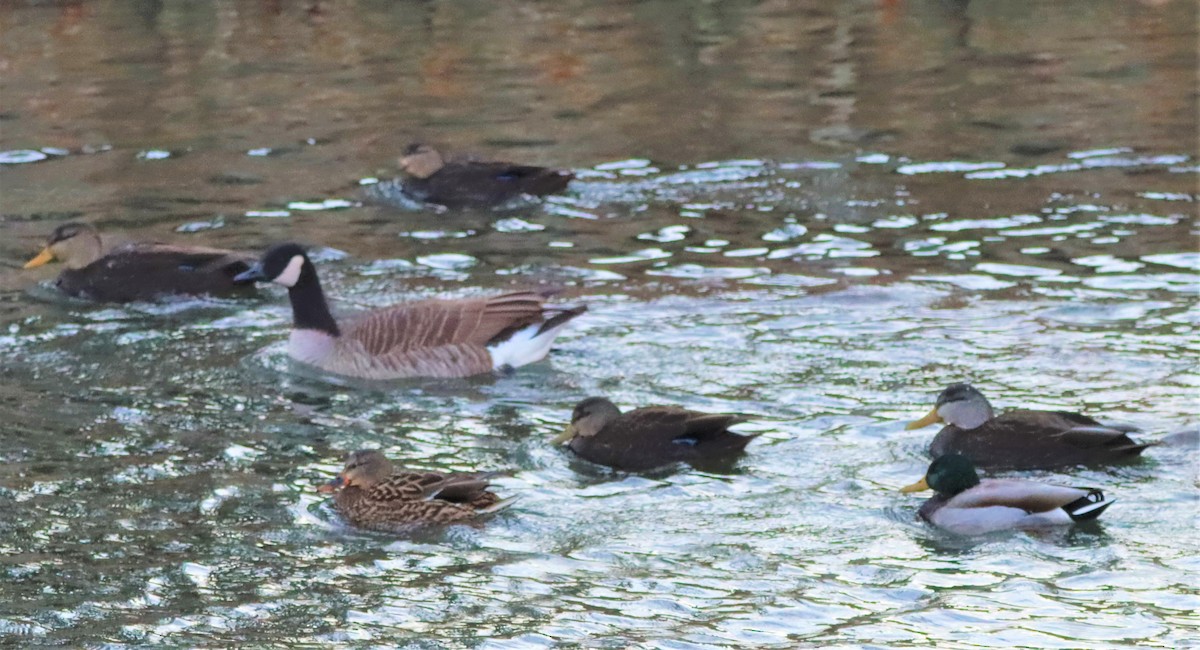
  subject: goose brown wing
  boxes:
[342,292,552,357]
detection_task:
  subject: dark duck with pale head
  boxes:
[394,143,574,209]
[235,243,586,379]
[23,222,257,302]
[906,383,1155,470]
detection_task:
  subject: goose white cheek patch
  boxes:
[274,255,305,287]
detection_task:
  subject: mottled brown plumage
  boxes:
[553,397,758,472]
[396,143,574,209]
[235,244,586,379]
[23,223,256,302]
[908,383,1154,470]
[319,450,507,532]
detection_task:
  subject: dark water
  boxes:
[1,0,1198,647]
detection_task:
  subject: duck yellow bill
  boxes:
[23,248,55,269]
[550,424,576,445]
[900,477,930,493]
[905,407,943,430]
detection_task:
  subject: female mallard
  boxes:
[396,143,574,208]
[551,397,759,472]
[318,450,508,531]
[23,222,257,302]
[900,454,1115,535]
[234,243,586,379]
[906,383,1153,469]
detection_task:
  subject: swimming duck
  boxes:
[900,453,1115,535]
[23,222,257,302]
[906,383,1153,469]
[318,450,508,531]
[551,397,759,472]
[395,143,574,208]
[234,243,586,379]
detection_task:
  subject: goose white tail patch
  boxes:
[274,254,306,287]
[487,319,572,370]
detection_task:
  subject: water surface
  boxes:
[1,0,1198,647]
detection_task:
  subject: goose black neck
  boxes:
[286,259,340,337]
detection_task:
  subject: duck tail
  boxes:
[1063,488,1115,522]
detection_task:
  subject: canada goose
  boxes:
[395,143,574,208]
[900,454,1116,535]
[906,383,1154,469]
[23,222,256,302]
[234,243,586,379]
[318,450,509,531]
[551,397,759,471]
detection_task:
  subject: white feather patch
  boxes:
[487,320,570,370]
[274,255,305,287]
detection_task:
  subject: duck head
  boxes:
[398,143,445,179]
[24,223,104,270]
[319,449,394,493]
[900,453,982,496]
[234,243,310,288]
[552,396,623,444]
[905,383,994,431]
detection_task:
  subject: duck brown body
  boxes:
[909,383,1154,470]
[25,223,256,302]
[320,450,506,532]
[929,410,1152,470]
[397,144,573,209]
[558,398,758,472]
[56,243,257,302]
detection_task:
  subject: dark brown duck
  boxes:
[395,143,574,209]
[906,383,1155,470]
[553,397,759,472]
[318,450,508,532]
[23,223,256,302]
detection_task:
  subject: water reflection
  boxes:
[1,0,1198,647]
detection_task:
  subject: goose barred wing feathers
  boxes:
[329,291,575,378]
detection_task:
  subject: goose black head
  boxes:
[235,243,310,288]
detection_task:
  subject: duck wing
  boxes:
[366,471,501,508]
[933,410,1153,469]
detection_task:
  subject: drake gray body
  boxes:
[902,454,1115,535]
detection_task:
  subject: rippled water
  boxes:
[2,0,1198,647]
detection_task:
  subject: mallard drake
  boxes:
[23,222,257,302]
[551,397,759,472]
[906,383,1154,469]
[900,453,1115,535]
[234,243,586,379]
[318,450,508,531]
[395,143,574,208]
